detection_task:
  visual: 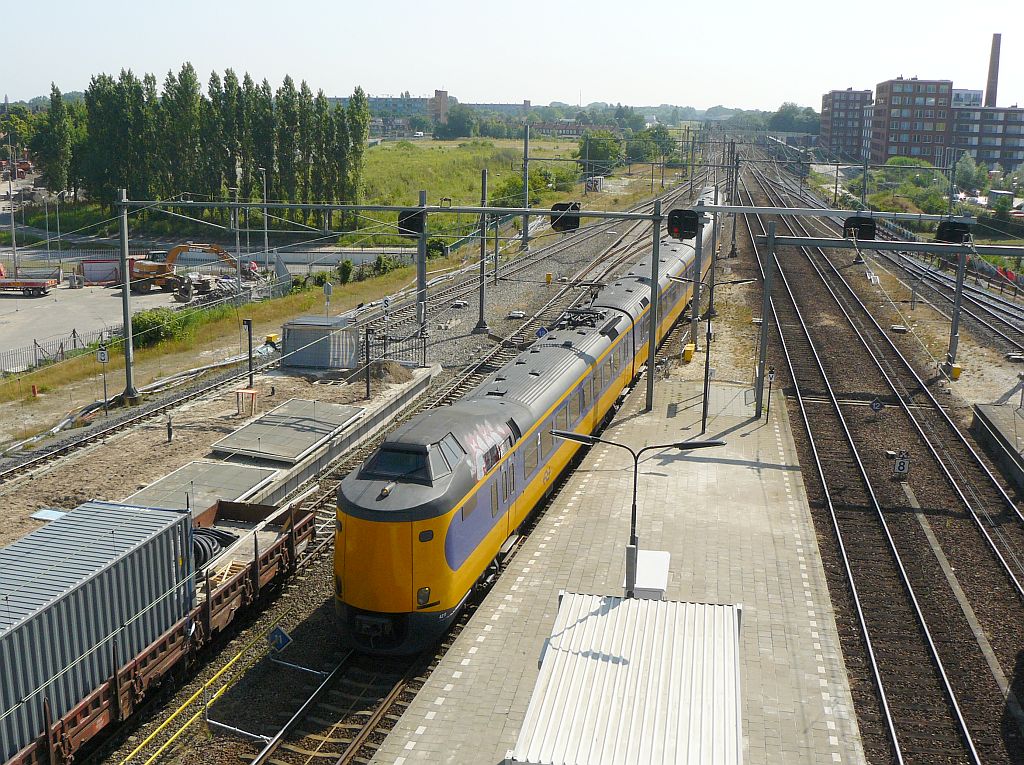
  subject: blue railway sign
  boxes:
[266,625,292,653]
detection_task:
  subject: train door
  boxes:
[495,456,516,534]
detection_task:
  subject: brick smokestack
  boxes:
[985,33,1001,108]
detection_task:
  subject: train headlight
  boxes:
[417,587,431,607]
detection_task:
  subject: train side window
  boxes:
[490,482,499,517]
[525,434,539,473]
[541,426,553,458]
[483,444,501,473]
[509,464,515,495]
[428,447,451,480]
[439,433,465,469]
[557,406,569,430]
[575,389,585,421]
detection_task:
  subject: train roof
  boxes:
[463,310,625,426]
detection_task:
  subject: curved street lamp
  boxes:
[551,430,725,598]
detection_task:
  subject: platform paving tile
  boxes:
[372,380,866,765]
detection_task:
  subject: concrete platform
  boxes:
[972,403,1024,492]
[211,399,363,463]
[123,461,278,515]
[372,379,866,765]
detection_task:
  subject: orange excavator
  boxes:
[129,243,257,294]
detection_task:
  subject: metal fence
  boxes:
[0,326,120,374]
[368,333,427,368]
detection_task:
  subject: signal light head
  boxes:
[936,220,971,244]
[550,202,581,232]
[843,216,876,240]
[667,208,700,240]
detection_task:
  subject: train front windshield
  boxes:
[361,447,430,482]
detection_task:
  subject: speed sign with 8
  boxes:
[893,450,911,476]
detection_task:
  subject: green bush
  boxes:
[426,237,446,259]
[338,259,354,284]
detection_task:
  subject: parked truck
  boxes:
[0,264,58,297]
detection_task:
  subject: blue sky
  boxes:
[7,0,1023,112]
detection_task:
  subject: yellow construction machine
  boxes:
[129,243,256,294]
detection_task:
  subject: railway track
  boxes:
[739,158,1024,764]
[0,174,713,492]
[762,170,1024,355]
[102,164,725,765]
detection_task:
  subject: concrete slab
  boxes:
[123,461,277,515]
[211,399,363,463]
[372,379,866,765]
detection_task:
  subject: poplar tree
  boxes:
[44,84,72,193]
[275,76,299,218]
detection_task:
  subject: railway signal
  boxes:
[667,208,700,240]
[398,209,425,237]
[843,216,876,240]
[936,220,971,243]
[550,202,581,232]
[97,344,109,417]
[765,366,776,419]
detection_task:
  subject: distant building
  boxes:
[866,77,953,165]
[820,88,872,160]
[360,89,449,124]
[531,120,620,138]
[861,103,874,161]
[463,99,531,117]
[952,89,983,108]
[429,90,449,124]
[951,104,1024,171]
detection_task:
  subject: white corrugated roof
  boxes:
[507,593,743,765]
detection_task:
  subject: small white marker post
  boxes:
[96,344,109,416]
[323,281,333,317]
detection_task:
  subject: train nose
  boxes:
[353,613,395,638]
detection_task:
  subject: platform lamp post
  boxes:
[551,430,724,598]
[55,190,66,257]
[258,167,269,271]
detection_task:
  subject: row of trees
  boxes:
[571,124,687,168]
[720,102,821,134]
[845,156,1020,221]
[23,64,371,223]
[431,102,702,142]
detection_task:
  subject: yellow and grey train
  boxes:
[335,187,718,653]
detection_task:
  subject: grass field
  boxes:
[11,138,582,249]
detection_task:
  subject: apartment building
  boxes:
[866,77,953,165]
[820,88,872,160]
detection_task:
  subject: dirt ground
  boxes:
[671,217,759,387]
[0,364,413,548]
[0,314,288,445]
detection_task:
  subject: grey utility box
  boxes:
[0,501,193,761]
[282,315,359,369]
